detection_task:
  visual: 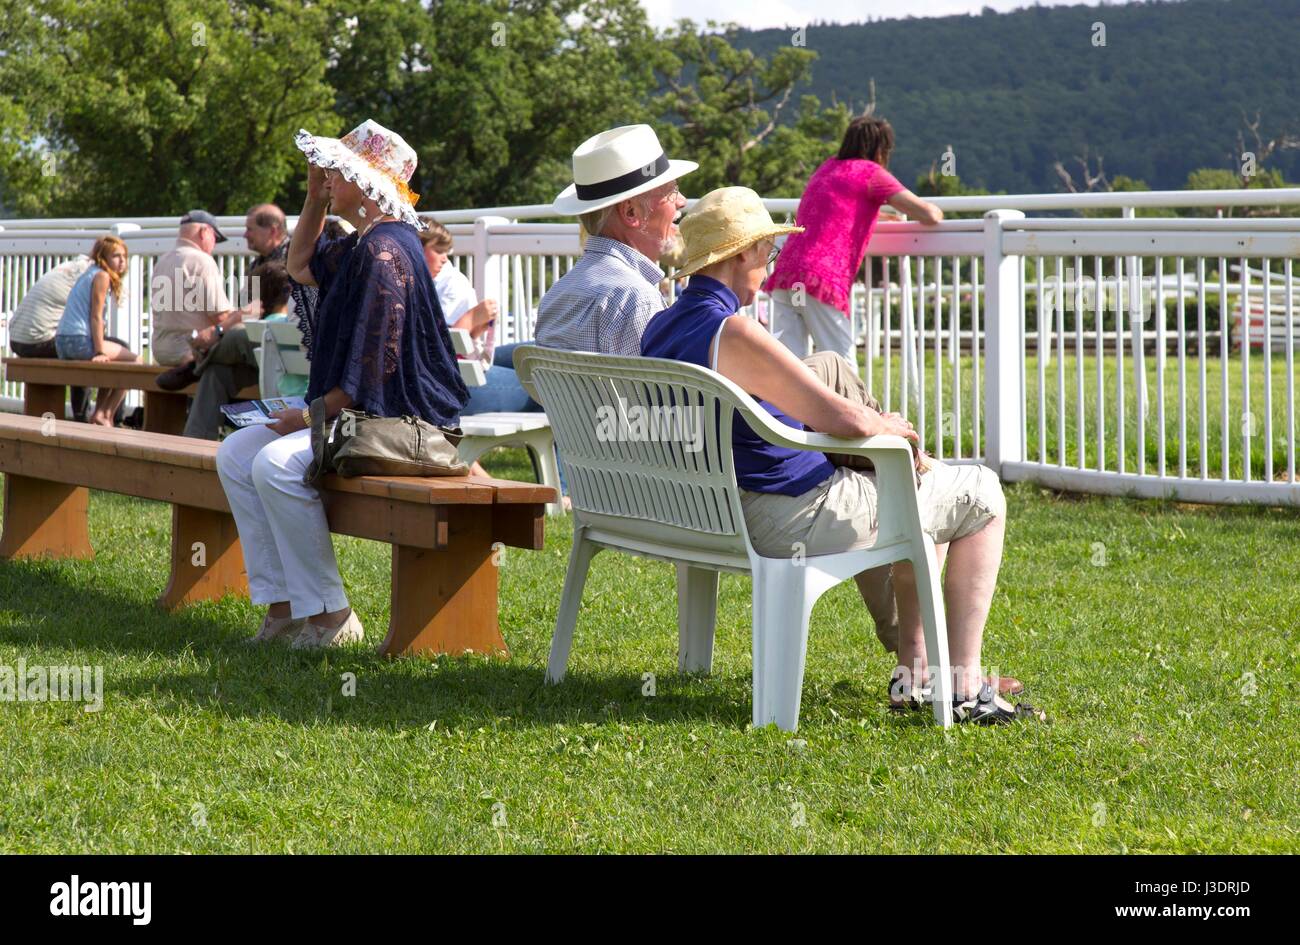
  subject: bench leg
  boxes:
[379,511,508,658]
[23,382,67,421]
[144,390,189,436]
[157,505,248,610]
[0,474,94,560]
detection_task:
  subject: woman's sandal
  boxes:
[887,669,926,713]
[894,670,1045,722]
[951,682,1047,725]
[888,672,1025,713]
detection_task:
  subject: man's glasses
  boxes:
[766,242,780,266]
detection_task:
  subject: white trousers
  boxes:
[769,288,855,363]
[215,425,350,619]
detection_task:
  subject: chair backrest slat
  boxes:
[515,346,752,559]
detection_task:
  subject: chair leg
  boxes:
[911,536,954,729]
[675,563,718,674]
[519,429,562,516]
[750,558,817,732]
[457,436,488,468]
[546,527,601,683]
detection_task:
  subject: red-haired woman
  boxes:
[54,235,139,425]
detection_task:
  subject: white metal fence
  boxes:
[3,188,1298,504]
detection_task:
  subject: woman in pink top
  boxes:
[765,116,943,362]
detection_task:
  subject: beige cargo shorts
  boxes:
[741,459,1006,560]
[737,351,1006,653]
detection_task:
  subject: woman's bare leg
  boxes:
[893,542,948,694]
[91,388,128,425]
[942,514,1006,693]
[894,516,1006,699]
[90,341,138,425]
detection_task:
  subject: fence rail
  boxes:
[2,201,1298,505]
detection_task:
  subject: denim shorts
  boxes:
[54,334,96,360]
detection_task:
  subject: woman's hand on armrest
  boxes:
[714,314,917,445]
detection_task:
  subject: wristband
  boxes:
[301,407,312,427]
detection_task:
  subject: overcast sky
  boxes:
[639,0,1134,30]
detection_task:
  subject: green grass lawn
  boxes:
[1,451,1297,853]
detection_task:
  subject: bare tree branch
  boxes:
[741,83,793,153]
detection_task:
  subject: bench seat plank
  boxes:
[3,357,258,399]
[4,357,258,436]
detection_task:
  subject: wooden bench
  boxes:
[2,357,259,436]
[0,413,555,656]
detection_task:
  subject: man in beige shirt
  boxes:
[150,210,257,366]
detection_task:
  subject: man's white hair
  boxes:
[578,204,619,239]
[179,221,210,244]
[579,184,671,244]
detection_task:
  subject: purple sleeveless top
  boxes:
[640,275,833,496]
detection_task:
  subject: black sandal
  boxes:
[951,682,1047,725]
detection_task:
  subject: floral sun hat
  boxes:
[295,119,425,230]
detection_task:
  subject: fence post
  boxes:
[982,209,1025,474]
[111,224,146,403]
[1121,205,1149,439]
[472,215,509,345]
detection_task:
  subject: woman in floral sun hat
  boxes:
[215,119,470,651]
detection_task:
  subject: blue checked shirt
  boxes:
[534,236,666,355]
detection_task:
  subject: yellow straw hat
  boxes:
[675,186,802,278]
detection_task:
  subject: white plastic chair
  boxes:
[450,327,561,515]
[513,345,953,731]
[245,319,310,398]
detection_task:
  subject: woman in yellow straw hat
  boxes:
[640,187,1042,725]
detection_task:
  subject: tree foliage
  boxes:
[648,22,852,198]
[2,0,1294,218]
[0,0,339,215]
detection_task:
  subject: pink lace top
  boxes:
[764,158,905,316]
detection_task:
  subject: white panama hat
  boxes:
[552,124,698,217]
[295,119,426,230]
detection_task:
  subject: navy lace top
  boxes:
[306,221,469,424]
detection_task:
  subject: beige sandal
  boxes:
[291,609,364,649]
[247,612,305,644]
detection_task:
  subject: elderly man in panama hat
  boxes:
[532,124,695,355]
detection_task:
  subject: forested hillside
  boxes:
[734,0,1300,193]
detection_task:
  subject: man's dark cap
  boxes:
[180,209,228,243]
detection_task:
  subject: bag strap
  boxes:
[301,396,331,486]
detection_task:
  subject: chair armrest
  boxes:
[728,390,914,464]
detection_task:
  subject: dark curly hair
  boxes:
[837,116,895,166]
